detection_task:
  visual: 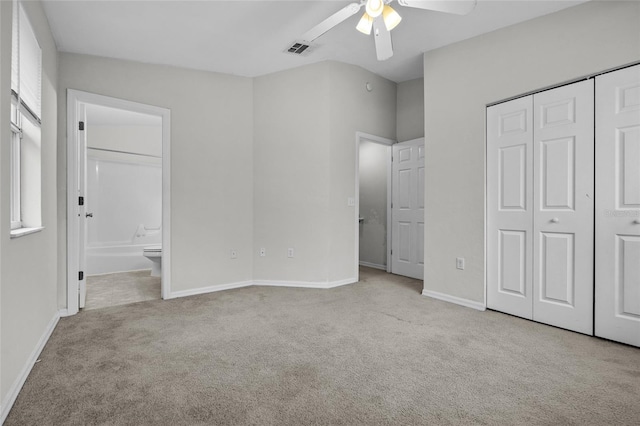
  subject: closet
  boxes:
[486,64,640,346]
[595,66,640,347]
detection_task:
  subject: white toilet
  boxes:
[143,245,162,277]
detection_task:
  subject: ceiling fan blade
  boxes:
[301,2,363,42]
[372,16,393,61]
[397,0,477,15]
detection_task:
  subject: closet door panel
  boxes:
[539,232,575,306]
[619,127,640,207]
[487,96,534,319]
[596,64,640,347]
[533,80,594,335]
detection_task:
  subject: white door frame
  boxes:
[66,89,171,314]
[355,132,394,279]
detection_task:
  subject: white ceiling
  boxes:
[42,0,586,83]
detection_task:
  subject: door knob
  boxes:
[85,213,93,218]
[633,219,640,225]
[551,217,559,223]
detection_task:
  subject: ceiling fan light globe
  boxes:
[356,12,374,35]
[365,0,384,18]
[382,5,402,31]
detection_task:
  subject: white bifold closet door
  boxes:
[532,82,594,334]
[595,64,640,347]
[487,80,594,335]
[486,96,534,319]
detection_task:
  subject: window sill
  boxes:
[10,226,44,239]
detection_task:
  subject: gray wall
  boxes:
[253,61,396,284]
[57,53,255,300]
[423,0,640,303]
[359,140,388,268]
[0,0,59,408]
[327,62,397,281]
[58,55,396,298]
[253,62,332,282]
[397,78,424,142]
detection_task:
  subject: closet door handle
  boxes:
[633,219,640,225]
[551,217,559,223]
[86,213,93,218]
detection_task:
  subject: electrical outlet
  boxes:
[231,249,237,259]
[287,248,294,258]
[456,257,465,270]
[260,248,266,257]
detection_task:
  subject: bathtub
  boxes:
[86,151,162,276]
[86,243,156,275]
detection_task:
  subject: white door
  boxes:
[487,96,534,319]
[532,80,594,334]
[391,138,424,280]
[595,64,640,347]
[78,105,88,309]
[487,80,594,334]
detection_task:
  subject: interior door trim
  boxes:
[355,132,395,280]
[66,89,171,314]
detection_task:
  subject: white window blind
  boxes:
[11,2,42,121]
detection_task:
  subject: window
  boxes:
[10,1,42,236]
[10,112,21,230]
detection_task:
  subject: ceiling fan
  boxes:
[300,0,477,61]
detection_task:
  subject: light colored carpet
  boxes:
[84,270,160,310]
[5,267,640,425]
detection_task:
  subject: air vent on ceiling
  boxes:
[285,41,312,56]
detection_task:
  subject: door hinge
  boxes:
[79,121,85,131]
[391,249,393,255]
[79,196,84,206]
[79,271,84,281]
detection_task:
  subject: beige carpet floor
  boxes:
[5,267,640,425]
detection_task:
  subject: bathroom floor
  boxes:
[84,270,160,311]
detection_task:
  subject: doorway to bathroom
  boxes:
[66,90,171,315]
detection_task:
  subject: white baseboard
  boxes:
[168,277,358,301]
[358,261,386,271]
[326,277,358,288]
[422,289,486,311]
[1,311,60,424]
[254,278,356,289]
[58,309,71,317]
[254,280,328,289]
[169,280,253,299]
